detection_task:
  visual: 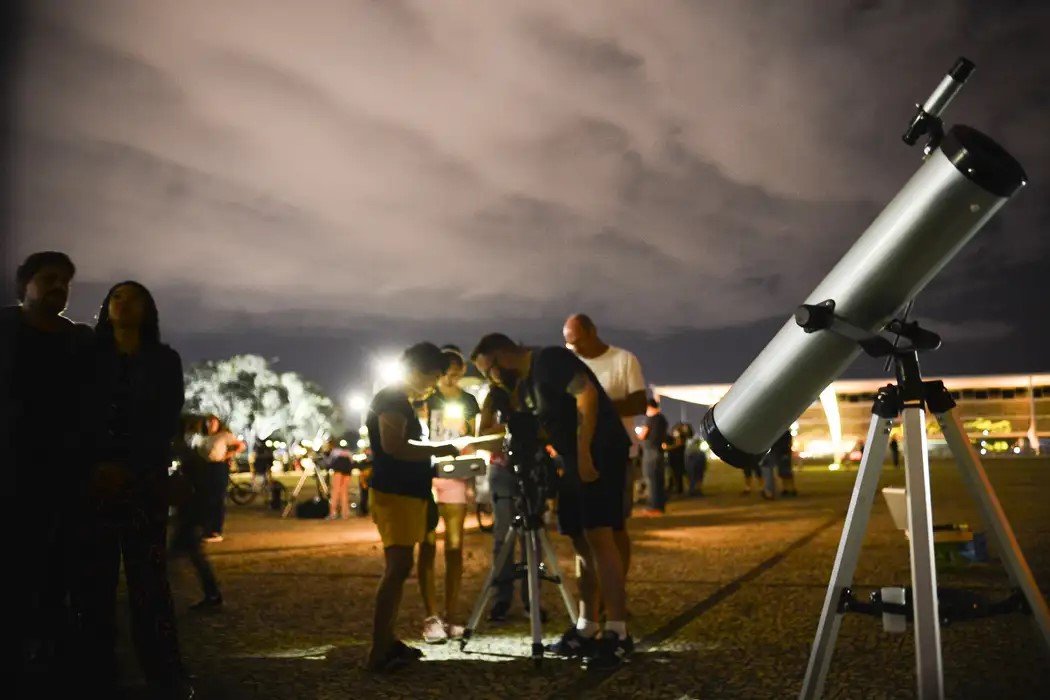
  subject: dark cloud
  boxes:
[8,0,1049,392]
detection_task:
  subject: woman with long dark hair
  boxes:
[79,281,192,698]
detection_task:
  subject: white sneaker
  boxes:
[446,623,465,640]
[203,534,224,543]
[422,616,448,644]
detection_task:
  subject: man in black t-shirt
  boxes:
[471,333,633,671]
[638,399,669,513]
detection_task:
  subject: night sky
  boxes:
[3,1,1048,403]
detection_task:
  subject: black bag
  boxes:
[295,496,329,519]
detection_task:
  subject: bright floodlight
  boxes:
[701,73,1026,468]
[375,357,405,385]
[348,393,367,412]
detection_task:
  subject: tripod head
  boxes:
[504,412,557,527]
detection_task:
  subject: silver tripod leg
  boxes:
[525,529,545,662]
[936,408,1050,652]
[538,528,578,624]
[901,404,944,700]
[800,413,893,700]
[462,522,520,647]
[282,470,312,518]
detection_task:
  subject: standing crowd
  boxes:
[5,251,801,693]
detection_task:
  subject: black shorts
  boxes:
[557,449,628,537]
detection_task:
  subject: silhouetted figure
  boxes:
[890,436,901,469]
[665,422,690,496]
[170,414,223,611]
[3,252,92,692]
[78,281,192,698]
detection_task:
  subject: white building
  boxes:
[655,373,1049,460]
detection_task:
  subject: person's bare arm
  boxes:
[568,372,600,482]
[379,412,457,461]
[613,390,647,418]
[478,393,508,436]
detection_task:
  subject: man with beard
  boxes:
[2,252,93,690]
[471,333,633,671]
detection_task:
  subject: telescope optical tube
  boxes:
[701,125,1026,467]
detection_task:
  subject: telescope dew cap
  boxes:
[949,57,975,82]
[940,125,1027,197]
[700,407,764,468]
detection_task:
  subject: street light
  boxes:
[376,357,404,385]
[348,394,367,412]
[347,392,368,430]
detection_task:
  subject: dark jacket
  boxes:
[1,306,94,475]
[86,342,185,475]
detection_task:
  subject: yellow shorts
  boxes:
[371,490,428,548]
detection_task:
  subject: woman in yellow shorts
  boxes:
[364,343,458,673]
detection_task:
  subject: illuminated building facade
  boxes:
[655,374,1049,460]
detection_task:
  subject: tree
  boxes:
[183,354,336,445]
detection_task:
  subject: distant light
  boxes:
[265,440,274,448]
[980,449,988,455]
[376,358,405,385]
[348,393,367,412]
[339,439,348,447]
[444,402,465,421]
[1013,447,1021,454]
[634,426,644,437]
[357,438,369,448]
[828,463,841,471]
[983,430,989,436]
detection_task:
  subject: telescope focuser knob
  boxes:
[795,301,836,333]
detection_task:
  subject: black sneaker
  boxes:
[584,631,633,671]
[189,594,223,611]
[545,625,597,658]
[488,600,511,623]
[392,640,424,661]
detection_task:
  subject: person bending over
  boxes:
[472,333,633,671]
[365,342,458,672]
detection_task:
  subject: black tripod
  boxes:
[461,482,576,665]
[794,303,1050,699]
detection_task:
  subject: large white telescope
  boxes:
[701,59,1027,467]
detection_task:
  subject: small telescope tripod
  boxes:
[281,464,331,518]
[795,305,1050,699]
[461,496,577,666]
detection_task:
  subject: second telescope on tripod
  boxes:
[700,57,1027,468]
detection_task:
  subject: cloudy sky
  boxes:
[5,0,1048,399]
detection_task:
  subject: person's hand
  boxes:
[578,453,599,484]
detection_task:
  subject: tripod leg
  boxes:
[936,409,1050,652]
[525,530,544,662]
[463,523,520,645]
[800,414,892,700]
[281,472,309,518]
[538,528,578,625]
[902,405,944,700]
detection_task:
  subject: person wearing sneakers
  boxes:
[417,347,480,643]
[472,334,633,671]
[364,343,459,673]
